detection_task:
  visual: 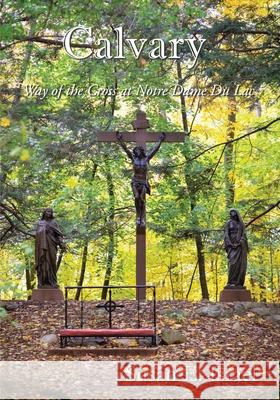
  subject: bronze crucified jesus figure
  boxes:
[116,131,165,227]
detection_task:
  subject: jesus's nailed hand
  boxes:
[116,131,122,140]
[160,132,166,141]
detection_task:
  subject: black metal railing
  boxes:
[64,285,157,333]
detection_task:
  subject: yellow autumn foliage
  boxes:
[65,176,79,189]
[165,0,184,7]
[0,117,11,128]
[221,0,271,17]
[20,149,30,162]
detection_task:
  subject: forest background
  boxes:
[0,0,279,303]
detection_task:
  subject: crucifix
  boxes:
[96,110,185,299]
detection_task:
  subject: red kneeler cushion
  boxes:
[59,328,155,337]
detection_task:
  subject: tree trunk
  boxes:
[25,256,35,300]
[176,60,209,300]
[101,164,115,300]
[11,24,35,109]
[75,242,88,300]
[101,67,118,300]
[224,94,236,209]
[250,276,257,301]
[75,162,98,300]
[194,231,209,299]
[259,269,267,302]
[186,262,198,300]
[176,61,188,133]
[168,264,175,300]
[269,243,274,293]
[214,256,219,302]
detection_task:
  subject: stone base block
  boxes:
[48,347,158,356]
[31,288,64,301]
[220,288,252,302]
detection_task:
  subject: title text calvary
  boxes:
[63,26,206,69]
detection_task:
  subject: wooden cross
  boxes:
[96,110,185,299]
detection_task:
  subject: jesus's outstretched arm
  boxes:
[116,131,133,160]
[147,132,165,161]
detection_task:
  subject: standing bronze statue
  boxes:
[35,208,65,288]
[224,208,249,288]
[116,131,165,227]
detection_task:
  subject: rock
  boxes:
[110,338,139,347]
[162,309,191,322]
[196,304,223,318]
[251,307,271,317]
[70,337,108,346]
[196,306,213,317]
[270,315,280,324]
[5,302,19,311]
[161,328,187,345]
[246,312,255,318]
[41,333,57,346]
[232,322,241,330]
[268,305,280,315]
[196,303,234,318]
[221,307,234,318]
[138,335,160,347]
[239,302,255,310]
[234,303,246,315]
[93,336,108,345]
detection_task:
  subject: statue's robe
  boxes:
[224,209,249,287]
[35,219,63,287]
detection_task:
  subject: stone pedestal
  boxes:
[31,287,64,301]
[220,287,252,302]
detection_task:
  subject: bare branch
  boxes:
[186,117,280,163]
[0,36,92,51]
[224,46,278,53]
[188,98,201,136]
[207,145,226,185]
[0,202,29,227]
[0,209,34,239]
[246,200,280,227]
